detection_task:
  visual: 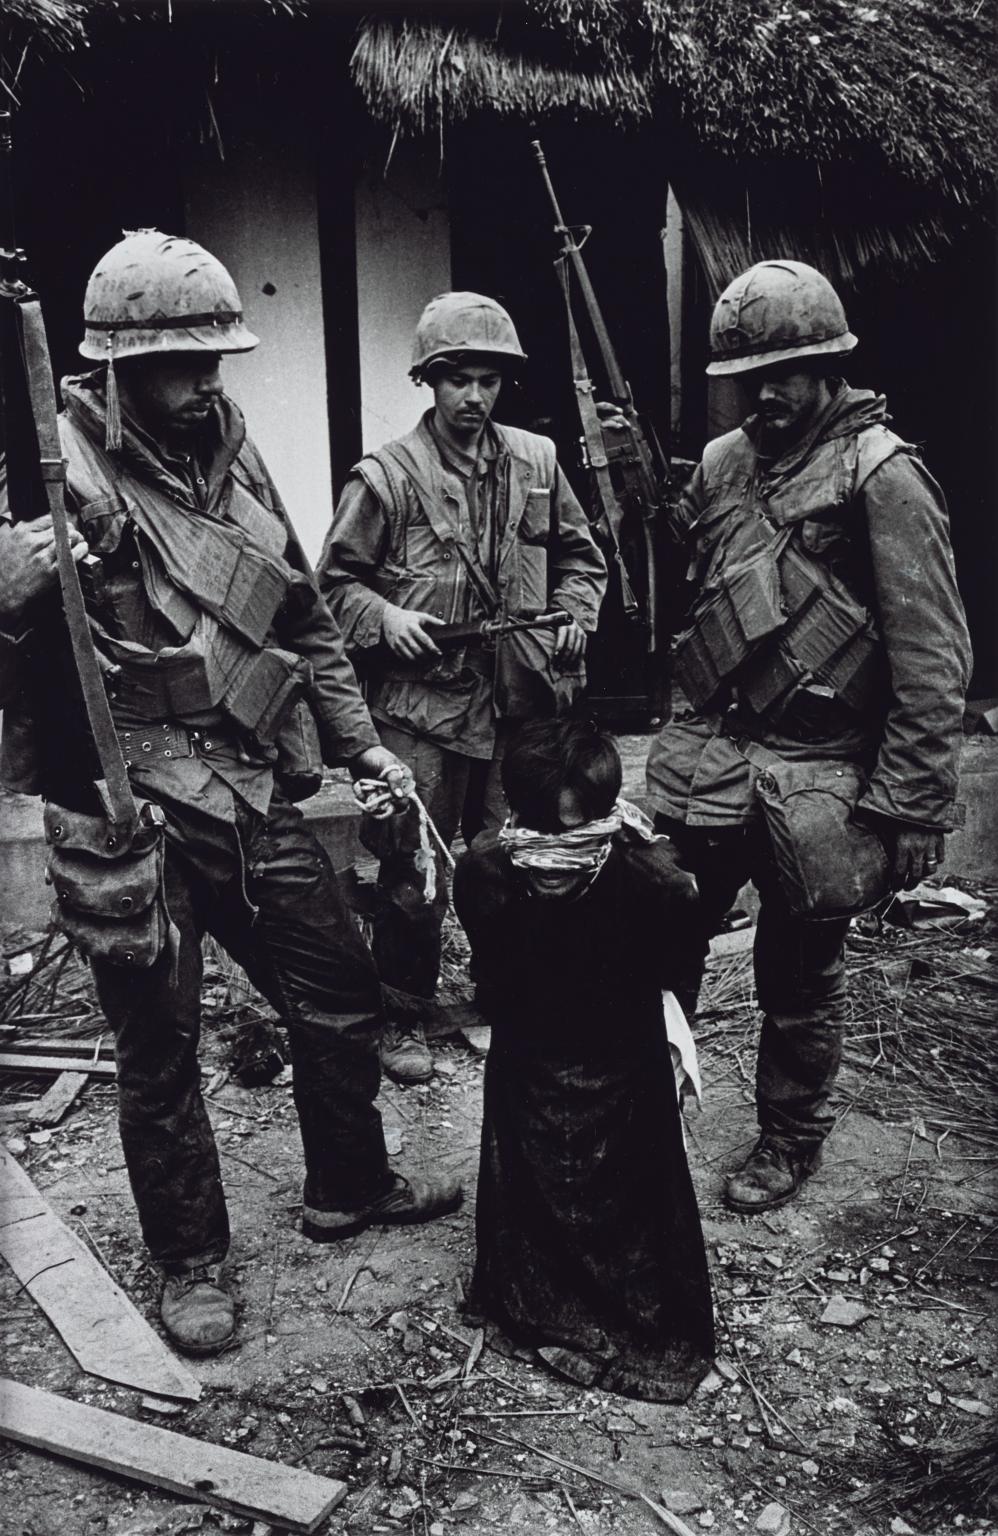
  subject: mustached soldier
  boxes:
[648,260,971,1213]
[0,231,461,1354]
[318,293,607,1083]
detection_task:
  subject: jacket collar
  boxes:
[61,370,247,513]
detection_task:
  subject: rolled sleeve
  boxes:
[856,455,972,829]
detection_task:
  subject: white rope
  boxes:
[410,789,457,871]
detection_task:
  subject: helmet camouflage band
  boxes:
[80,229,259,362]
[410,291,527,380]
[707,259,857,377]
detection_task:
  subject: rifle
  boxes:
[531,139,669,655]
[433,608,570,652]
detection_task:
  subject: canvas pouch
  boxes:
[43,800,175,968]
[754,758,891,920]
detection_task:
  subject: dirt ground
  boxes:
[1,891,996,1536]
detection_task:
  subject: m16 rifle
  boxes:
[433,608,570,652]
[531,139,670,657]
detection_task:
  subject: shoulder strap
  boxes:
[854,424,911,492]
[16,298,137,832]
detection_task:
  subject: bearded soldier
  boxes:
[0,232,461,1354]
[318,292,607,1083]
[647,260,970,1213]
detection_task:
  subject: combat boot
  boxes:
[160,1263,235,1355]
[302,1171,462,1243]
[725,1138,821,1214]
[381,1024,434,1084]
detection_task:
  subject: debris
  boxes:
[336,1264,370,1314]
[696,1515,715,1530]
[0,1050,116,1079]
[384,1127,403,1155]
[0,1146,201,1401]
[386,1446,403,1484]
[341,1395,365,1429]
[459,1024,491,1057]
[3,1135,27,1156]
[141,1396,187,1417]
[28,1070,88,1126]
[949,1398,991,1417]
[801,1461,819,1476]
[697,1368,725,1395]
[661,1490,704,1515]
[9,951,35,976]
[890,1521,916,1535]
[819,1296,873,1328]
[755,1505,790,1536]
[887,886,987,926]
[0,1379,345,1534]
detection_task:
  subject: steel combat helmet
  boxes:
[80,229,258,450]
[410,291,527,380]
[707,259,857,377]
[81,229,258,362]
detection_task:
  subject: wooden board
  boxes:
[0,1147,201,1401]
[0,1053,115,1078]
[0,1380,346,1534]
[31,1071,88,1126]
[1,1038,114,1059]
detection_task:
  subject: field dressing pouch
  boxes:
[753,757,891,920]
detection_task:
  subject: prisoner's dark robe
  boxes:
[453,830,715,1402]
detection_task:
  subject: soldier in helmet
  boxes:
[318,292,607,1082]
[0,231,462,1355]
[647,259,970,1213]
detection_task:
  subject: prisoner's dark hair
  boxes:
[501,719,622,834]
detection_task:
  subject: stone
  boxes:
[755,1503,791,1536]
[820,1296,873,1328]
[661,1491,704,1516]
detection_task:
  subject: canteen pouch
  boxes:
[43,800,175,968]
[673,537,789,711]
[754,759,891,920]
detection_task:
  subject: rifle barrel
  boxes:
[531,139,629,404]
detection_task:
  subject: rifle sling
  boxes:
[554,257,641,619]
[16,296,138,833]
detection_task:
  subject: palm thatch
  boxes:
[351,3,994,203]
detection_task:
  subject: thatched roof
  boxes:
[350,1,995,281]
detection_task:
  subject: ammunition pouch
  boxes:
[674,526,882,726]
[754,758,890,921]
[43,800,175,968]
[672,533,792,711]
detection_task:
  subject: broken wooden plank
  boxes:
[0,1147,200,1401]
[0,1380,346,1534]
[0,1037,114,1059]
[0,1052,115,1079]
[29,1071,88,1127]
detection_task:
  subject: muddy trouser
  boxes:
[92,794,391,1272]
[361,721,507,1001]
[655,815,850,1155]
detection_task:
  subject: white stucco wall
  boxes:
[185,138,333,561]
[355,142,451,453]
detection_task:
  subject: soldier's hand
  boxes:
[889,825,945,890]
[350,747,415,819]
[382,604,442,660]
[0,517,87,623]
[553,617,586,665]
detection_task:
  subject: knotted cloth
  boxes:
[498,797,657,897]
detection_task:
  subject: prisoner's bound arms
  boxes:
[755,760,891,921]
[43,800,173,967]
